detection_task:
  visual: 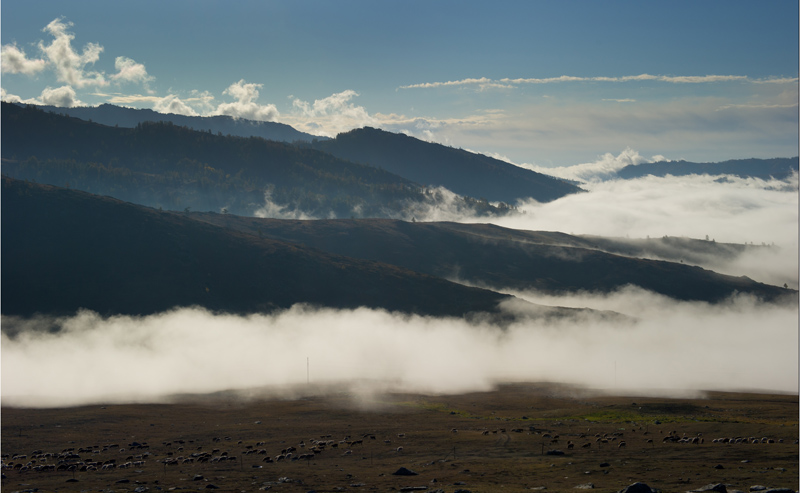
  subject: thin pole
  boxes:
[307,357,309,385]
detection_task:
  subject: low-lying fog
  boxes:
[2,160,797,408]
[406,158,799,290]
[2,289,797,408]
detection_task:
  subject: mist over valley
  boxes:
[1,104,797,408]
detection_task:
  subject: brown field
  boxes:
[2,383,798,493]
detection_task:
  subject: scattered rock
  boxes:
[693,484,727,493]
[764,489,796,493]
[574,483,594,489]
[393,467,419,476]
[193,474,205,481]
[750,487,767,491]
[546,449,565,456]
[713,464,725,469]
[134,487,148,493]
[600,462,611,468]
[618,483,655,493]
[205,485,219,489]
[116,478,131,483]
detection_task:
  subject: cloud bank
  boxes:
[402,172,798,290]
[212,79,280,121]
[2,288,796,408]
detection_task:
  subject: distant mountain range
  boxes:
[617,157,799,180]
[1,103,550,217]
[12,102,323,143]
[311,126,583,204]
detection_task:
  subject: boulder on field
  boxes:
[619,483,655,493]
[692,484,727,493]
[392,466,419,476]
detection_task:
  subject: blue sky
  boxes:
[2,0,797,166]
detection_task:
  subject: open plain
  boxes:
[2,383,798,493]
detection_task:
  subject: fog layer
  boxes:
[3,288,797,408]
[419,171,797,289]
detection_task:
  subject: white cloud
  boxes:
[401,73,790,90]
[513,147,660,183]
[38,18,107,88]
[286,90,377,136]
[153,94,199,116]
[212,79,279,121]
[0,43,47,75]
[1,85,84,107]
[39,85,82,107]
[1,88,23,103]
[111,56,154,89]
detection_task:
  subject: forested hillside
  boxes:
[311,126,584,203]
[1,103,511,217]
[1,177,514,318]
[19,102,322,143]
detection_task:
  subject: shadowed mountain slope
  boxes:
[1,177,515,318]
[13,102,323,143]
[1,103,511,218]
[185,214,795,304]
[311,127,584,204]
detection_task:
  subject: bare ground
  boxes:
[2,382,798,492]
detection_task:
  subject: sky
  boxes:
[1,0,798,166]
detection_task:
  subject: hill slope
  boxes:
[1,103,508,218]
[185,215,795,304]
[1,177,514,318]
[311,127,584,204]
[14,102,322,143]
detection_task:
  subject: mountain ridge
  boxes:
[1,176,516,319]
[617,157,799,180]
[182,214,795,304]
[0,102,514,218]
[12,102,324,143]
[311,126,584,204]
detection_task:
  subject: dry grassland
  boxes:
[2,383,798,492]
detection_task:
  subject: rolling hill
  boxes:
[311,126,584,204]
[1,177,516,318]
[1,103,510,218]
[184,214,796,304]
[13,102,323,143]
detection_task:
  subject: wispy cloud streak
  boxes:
[399,74,797,90]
